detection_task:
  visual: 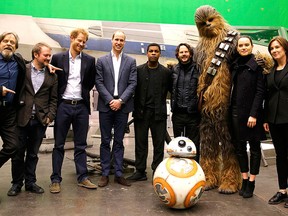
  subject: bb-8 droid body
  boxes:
[153,136,206,209]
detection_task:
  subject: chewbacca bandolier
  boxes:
[194,5,241,194]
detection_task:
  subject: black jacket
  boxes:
[171,61,199,114]
[133,62,172,120]
[264,62,288,124]
[230,54,266,141]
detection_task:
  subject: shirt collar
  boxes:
[31,62,45,73]
[69,51,82,60]
[0,53,16,61]
[111,50,123,58]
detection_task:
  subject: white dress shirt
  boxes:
[111,51,122,97]
[62,52,82,100]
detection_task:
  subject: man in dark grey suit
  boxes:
[7,42,58,196]
[96,30,137,187]
[49,28,97,193]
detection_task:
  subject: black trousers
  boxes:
[172,112,200,162]
[0,106,18,167]
[12,119,47,187]
[269,123,288,189]
[232,111,261,175]
[134,108,166,172]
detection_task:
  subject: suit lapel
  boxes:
[80,52,87,82]
[107,53,115,82]
[63,51,70,81]
[271,64,288,89]
[277,64,288,84]
[26,63,35,95]
[118,53,127,80]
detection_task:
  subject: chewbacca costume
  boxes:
[194,5,241,194]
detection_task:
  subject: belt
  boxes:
[30,114,36,120]
[174,107,189,113]
[113,96,119,99]
[0,100,11,107]
[62,99,84,105]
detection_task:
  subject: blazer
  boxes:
[17,63,58,127]
[50,50,96,114]
[95,52,137,113]
[264,62,288,124]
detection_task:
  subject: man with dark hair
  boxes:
[7,42,58,196]
[170,43,200,162]
[0,32,26,168]
[127,43,172,181]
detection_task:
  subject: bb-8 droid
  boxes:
[153,136,206,209]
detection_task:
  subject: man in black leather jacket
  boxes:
[170,43,200,162]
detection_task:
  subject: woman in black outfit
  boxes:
[264,36,288,208]
[230,35,266,198]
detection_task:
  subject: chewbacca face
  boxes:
[195,5,226,38]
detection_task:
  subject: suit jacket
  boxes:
[95,52,137,113]
[17,63,58,127]
[264,63,288,124]
[50,50,96,114]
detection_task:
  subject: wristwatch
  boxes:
[119,98,124,104]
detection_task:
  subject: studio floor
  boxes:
[0,111,287,216]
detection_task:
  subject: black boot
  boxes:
[243,181,255,198]
[239,179,248,196]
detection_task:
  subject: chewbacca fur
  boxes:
[194,5,241,194]
[254,51,274,74]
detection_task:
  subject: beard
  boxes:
[1,49,13,60]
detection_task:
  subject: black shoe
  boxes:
[243,181,255,198]
[268,192,287,204]
[7,184,22,196]
[239,179,248,196]
[25,183,44,194]
[114,176,131,186]
[127,171,147,181]
[124,126,130,134]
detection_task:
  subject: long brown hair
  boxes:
[268,36,288,65]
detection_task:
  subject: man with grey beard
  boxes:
[0,32,26,168]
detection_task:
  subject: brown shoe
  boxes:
[49,182,61,194]
[78,178,97,189]
[98,176,109,187]
[114,176,131,186]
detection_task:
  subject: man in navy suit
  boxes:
[96,30,137,187]
[49,28,97,193]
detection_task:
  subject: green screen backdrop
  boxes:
[0,0,287,28]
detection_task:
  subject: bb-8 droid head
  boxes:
[166,136,197,158]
